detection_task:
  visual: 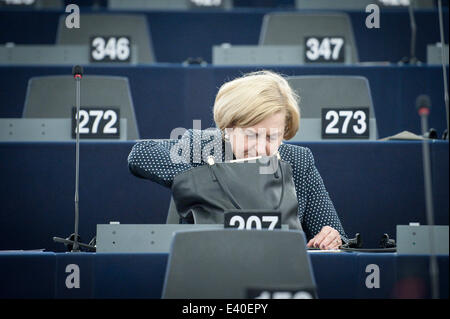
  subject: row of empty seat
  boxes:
[0,64,447,140]
[2,7,449,62]
[0,75,376,141]
[1,10,448,65]
[3,12,359,65]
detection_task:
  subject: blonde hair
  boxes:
[213,70,300,140]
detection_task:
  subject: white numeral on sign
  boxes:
[75,110,90,134]
[229,215,245,229]
[246,216,262,229]
[339,110,353,134]
[103,110,118,134]
[306,38,320,61]
[325,110,340,134]
[330,38,344,60]
[116,37,130,60]
[353,110,367,135]
[104,37,117,60]
[89,110,103,134]
[92,37,106,60]
[262,216,279,230]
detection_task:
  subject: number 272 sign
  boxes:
[72,107,120,139]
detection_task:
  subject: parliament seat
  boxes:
[22,75,140,140]
[287,75,378,141]
[162,229,315,298]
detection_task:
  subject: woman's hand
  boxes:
[307,226,342,250]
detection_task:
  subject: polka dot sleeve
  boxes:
[279,144,348,243]
[127,137,192,188]
[127,129,223,187]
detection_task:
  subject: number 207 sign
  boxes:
[322,108,370,139]
[224,212,282,230]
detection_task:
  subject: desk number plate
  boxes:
[322,107,370,139]
[72,107,120,139]
[304,36,345,63]
[90,36,131,63]
[224,212,281,230]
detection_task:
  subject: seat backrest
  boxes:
[259,12,359,64]
[162,229,315,298]
[56,14,155,64]
[23,75,139,140]
[287,75,378,141]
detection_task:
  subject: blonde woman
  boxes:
[128,70,347,250]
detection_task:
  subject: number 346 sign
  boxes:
[90,36,131,62]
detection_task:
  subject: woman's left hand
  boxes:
[307,226,342,250]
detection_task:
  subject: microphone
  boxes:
[416,94,431,116]
[416,94,440,299]
[72,65,83,78]
[53,65,95,252]
[416,95,438,138]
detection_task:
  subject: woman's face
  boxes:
[226,111,286,159]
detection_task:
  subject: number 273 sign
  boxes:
[321,107,370,139]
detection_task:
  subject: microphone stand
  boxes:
[73,71,81,252]
[53,66,95,252]
[407,0,418,64]
[399,0,419,64]
[417,97,439,299]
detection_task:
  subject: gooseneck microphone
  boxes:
[53,66,95,252]
[416,94,431,117]
[416,94,439,299]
